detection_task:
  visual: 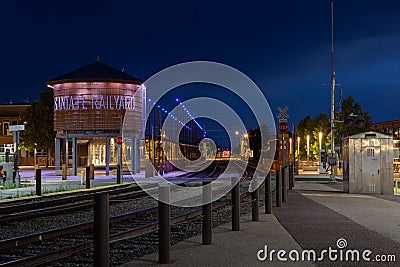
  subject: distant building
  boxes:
[0,104,30,163]
[370,120,400,160]
[370,120,400,139]
[47,60,144,175]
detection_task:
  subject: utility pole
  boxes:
[329,0,336,182]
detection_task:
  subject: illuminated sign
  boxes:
[54,95,137,111]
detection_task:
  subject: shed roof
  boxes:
[47,61,141,85]
[344,131,392,139]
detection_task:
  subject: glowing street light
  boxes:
[306,135,310,162]
[297,136,300,158]
[319,132,323,151]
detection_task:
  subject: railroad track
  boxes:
[175,159,227,179]
[0,183,136,212]
[0,189,253,267]
[0,160,256,266]
[232,158,269,180]
[0,160,223,210]
[0,162,223,223]
[0,184,149,223]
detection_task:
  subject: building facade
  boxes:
[371,120,400,139]
[0,104,30,163]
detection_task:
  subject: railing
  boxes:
[32,164,296,265]
[0,154,14,163]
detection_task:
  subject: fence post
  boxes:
[202,181,212,245]
[117,165,121,184]
[231,178,240,231]
[80,170,85,185]
[35,168,41,196]
[282,167,287,203]
[276,170,282,207]
[85,166,90,189]
[251,178,259,221]
[90,163,94,179]
[265,172,272,214]
[158,186,170,264]
[94,192,109,267]
[62,164,67,180]
[289,163,294,190]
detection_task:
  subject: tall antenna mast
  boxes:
[329,0,336,182]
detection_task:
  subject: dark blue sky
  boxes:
[1,0,400,126]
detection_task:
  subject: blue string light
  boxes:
[147,98,204,131]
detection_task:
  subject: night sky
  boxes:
[1,0,400,128]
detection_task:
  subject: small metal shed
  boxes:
[342,131,393,194]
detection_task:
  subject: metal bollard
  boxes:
[276,170,282,207]
[35,168,41,196]
[117,165,121,184]
[252,188,259,221]
[289,164,294,190]
[285,167,289,196]
[62,164,67,180]
[231,178,240,231]
[202,181,212,245]
[158,186,170,264]
[282,167,287,203]
[90,164,95,180]
[80,170,84,185]
[94,192,109,267]
[85,166,91,189]
[265,173,272,214]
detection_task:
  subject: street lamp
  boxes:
[329,0,336,182]
[306,135,310,162]
[319,132,323,151]
[297,136,300,158]
[34,143,37,169]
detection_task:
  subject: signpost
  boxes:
[277,122,289,133]
[277,107,289,168]
[116,136,123,145]
[116,136,123,183]
[9,125,25,185]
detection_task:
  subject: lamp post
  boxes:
[306,135,310,162]
[329,0,336,182]
[319,132,323,151]
[236,131,248,160]
[297,136,300,158]
[34,143,37,168]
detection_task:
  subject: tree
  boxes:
[20,88,55,167]
[296,95,372,161]
[336,95,372,138]
[296,113,330,161]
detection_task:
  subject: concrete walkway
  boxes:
[123,213,314,267]
[123,179,400,267]
[304,190,400,244]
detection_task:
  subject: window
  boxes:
[367,148,374,157]
[3,121,9,136]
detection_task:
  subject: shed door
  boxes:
[361,139,381,193]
